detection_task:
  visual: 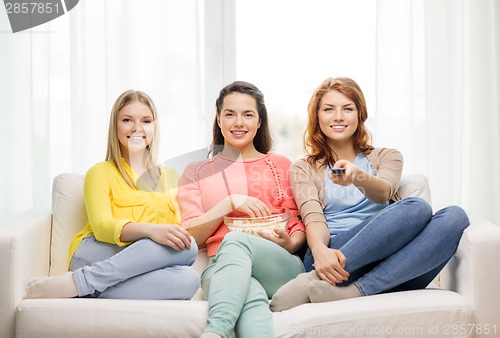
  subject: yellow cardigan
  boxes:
[67,159,181,268]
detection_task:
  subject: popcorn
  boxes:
[224,210,290,238]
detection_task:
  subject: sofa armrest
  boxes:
[440,216,500,332]
[0,210,52,338]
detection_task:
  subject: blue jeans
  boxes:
[201,231,305,338]
[303,197,469,295]
[70,235,199,299]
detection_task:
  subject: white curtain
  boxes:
[0,0,206,217]
[375,0,500,223]
[373,0,426,175]
[425,0,500,222]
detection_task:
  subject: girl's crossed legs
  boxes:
[271,197,470,310]
[26,235,200,300]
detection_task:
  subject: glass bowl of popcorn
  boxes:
[224,208,291,238]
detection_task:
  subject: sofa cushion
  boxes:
[50,173,87,276]
[398,174,432,205]
[16,298,208,338]
[16,289,473,338]
[273,290,473,338]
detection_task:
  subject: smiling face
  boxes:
[217,92,261,154]
[317,90,359,146]
[116,100,155,158]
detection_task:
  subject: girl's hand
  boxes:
[258,227,293,250]
[329,159,391,203]
[312,245,349,285]
[147,224,193,250]
[328,159,362,186]
[229,194,271,217]
[259,228,306,253]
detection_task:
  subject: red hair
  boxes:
[304,77,373,167]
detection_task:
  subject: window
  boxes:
[234,0,377,161]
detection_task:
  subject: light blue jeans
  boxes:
[69,235,199,299]
[303,197,470,295]
[201,231,305,338]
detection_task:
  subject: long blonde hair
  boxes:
[105,90,162,189]
[304,77,373,168]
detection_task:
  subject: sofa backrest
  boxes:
[398,174,432,206]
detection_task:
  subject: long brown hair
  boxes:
[210,81,273,156]
[304,77,373,167]
[105,90,161,189]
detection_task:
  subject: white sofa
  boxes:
[1,172,500,338]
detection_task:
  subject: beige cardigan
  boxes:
[289,148,403,227]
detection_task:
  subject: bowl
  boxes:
[224,209,291,238]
